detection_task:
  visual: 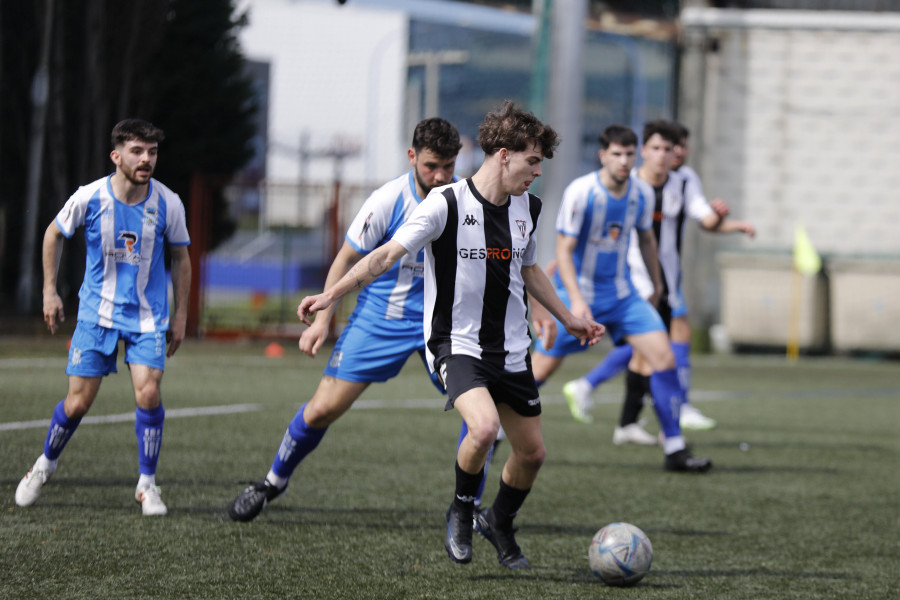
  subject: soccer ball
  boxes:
[588,522,653,586]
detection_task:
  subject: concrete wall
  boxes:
[679,8,900,351]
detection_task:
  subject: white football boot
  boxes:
[135,483,168,516]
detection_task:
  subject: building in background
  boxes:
[680,5,900,352]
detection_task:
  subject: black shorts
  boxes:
[438,354,541,418]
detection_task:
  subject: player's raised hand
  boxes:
[42,290,64,334]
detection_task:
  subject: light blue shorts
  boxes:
[67,320,167,377]
[535,288,665,358]
[670,286,688,319]
[324,315,442,393]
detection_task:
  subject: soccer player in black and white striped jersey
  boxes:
[299,101,605,570]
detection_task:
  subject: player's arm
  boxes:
[528,290,558,351]
[41,221,65,334]
[166,245,191,358]
[700,204,756,238]
[699,198,755,237]
[522,263,604,347]
[636,228,664,307]
[554,233,592,320]
[298,241,365,357]
[298,240,408,325]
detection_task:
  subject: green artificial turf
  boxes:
[1,336,898,599]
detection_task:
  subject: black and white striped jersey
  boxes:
[392,178,542,374]
[627,167,714,307]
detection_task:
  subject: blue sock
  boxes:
[458,420,495,506]
[44,400,82,460]
[136,404,165,475]
[671,342,692,404]
[649,369,684,439]
[585,345,633,388]
[270,403,327,480]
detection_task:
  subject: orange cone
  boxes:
[264,342,284,358]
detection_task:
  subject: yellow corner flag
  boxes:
[793,225,821,275]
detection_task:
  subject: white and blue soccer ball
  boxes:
[588,522,653,586]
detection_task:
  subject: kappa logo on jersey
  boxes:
[515,219,527,238]
[358,212,374,241]
[458,247,528,260]
[463,214,479,226]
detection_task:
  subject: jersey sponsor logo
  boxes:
[458,247,528,260]
[108,231,142,265]
[604,223,622,242]
[358,211,373,241]
[400,261,425,278]
[515,219,527,238]
[120,231,137,253]
[463,214,479,226]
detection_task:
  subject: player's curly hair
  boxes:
[641,119,680,147]
[111,119,165,148]
[412,118,462,158]
[598,125,638,150]
[477,100,559,159]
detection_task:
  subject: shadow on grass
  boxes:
[655,568,859,581]
[470,566,859,586]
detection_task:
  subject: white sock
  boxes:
[663,435,686,455]
[35,454,58,474]
[265,470,288,490]
[137,473,156,489]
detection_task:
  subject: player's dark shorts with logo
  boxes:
[438,354,541,417]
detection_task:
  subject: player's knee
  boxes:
[466,419,501,453]
[134,383,162,409]
[646,346,676,372]
[515,442,546,472]
[64,396,92,419]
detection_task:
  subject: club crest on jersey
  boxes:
[463,214,478,226]
[143,206,157,226]
[515,219,527,238]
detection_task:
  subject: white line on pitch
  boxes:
[0,403,262,432]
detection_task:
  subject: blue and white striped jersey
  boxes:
[555,171,654,304]
[344,170,432,323]
[55,175,190,333]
